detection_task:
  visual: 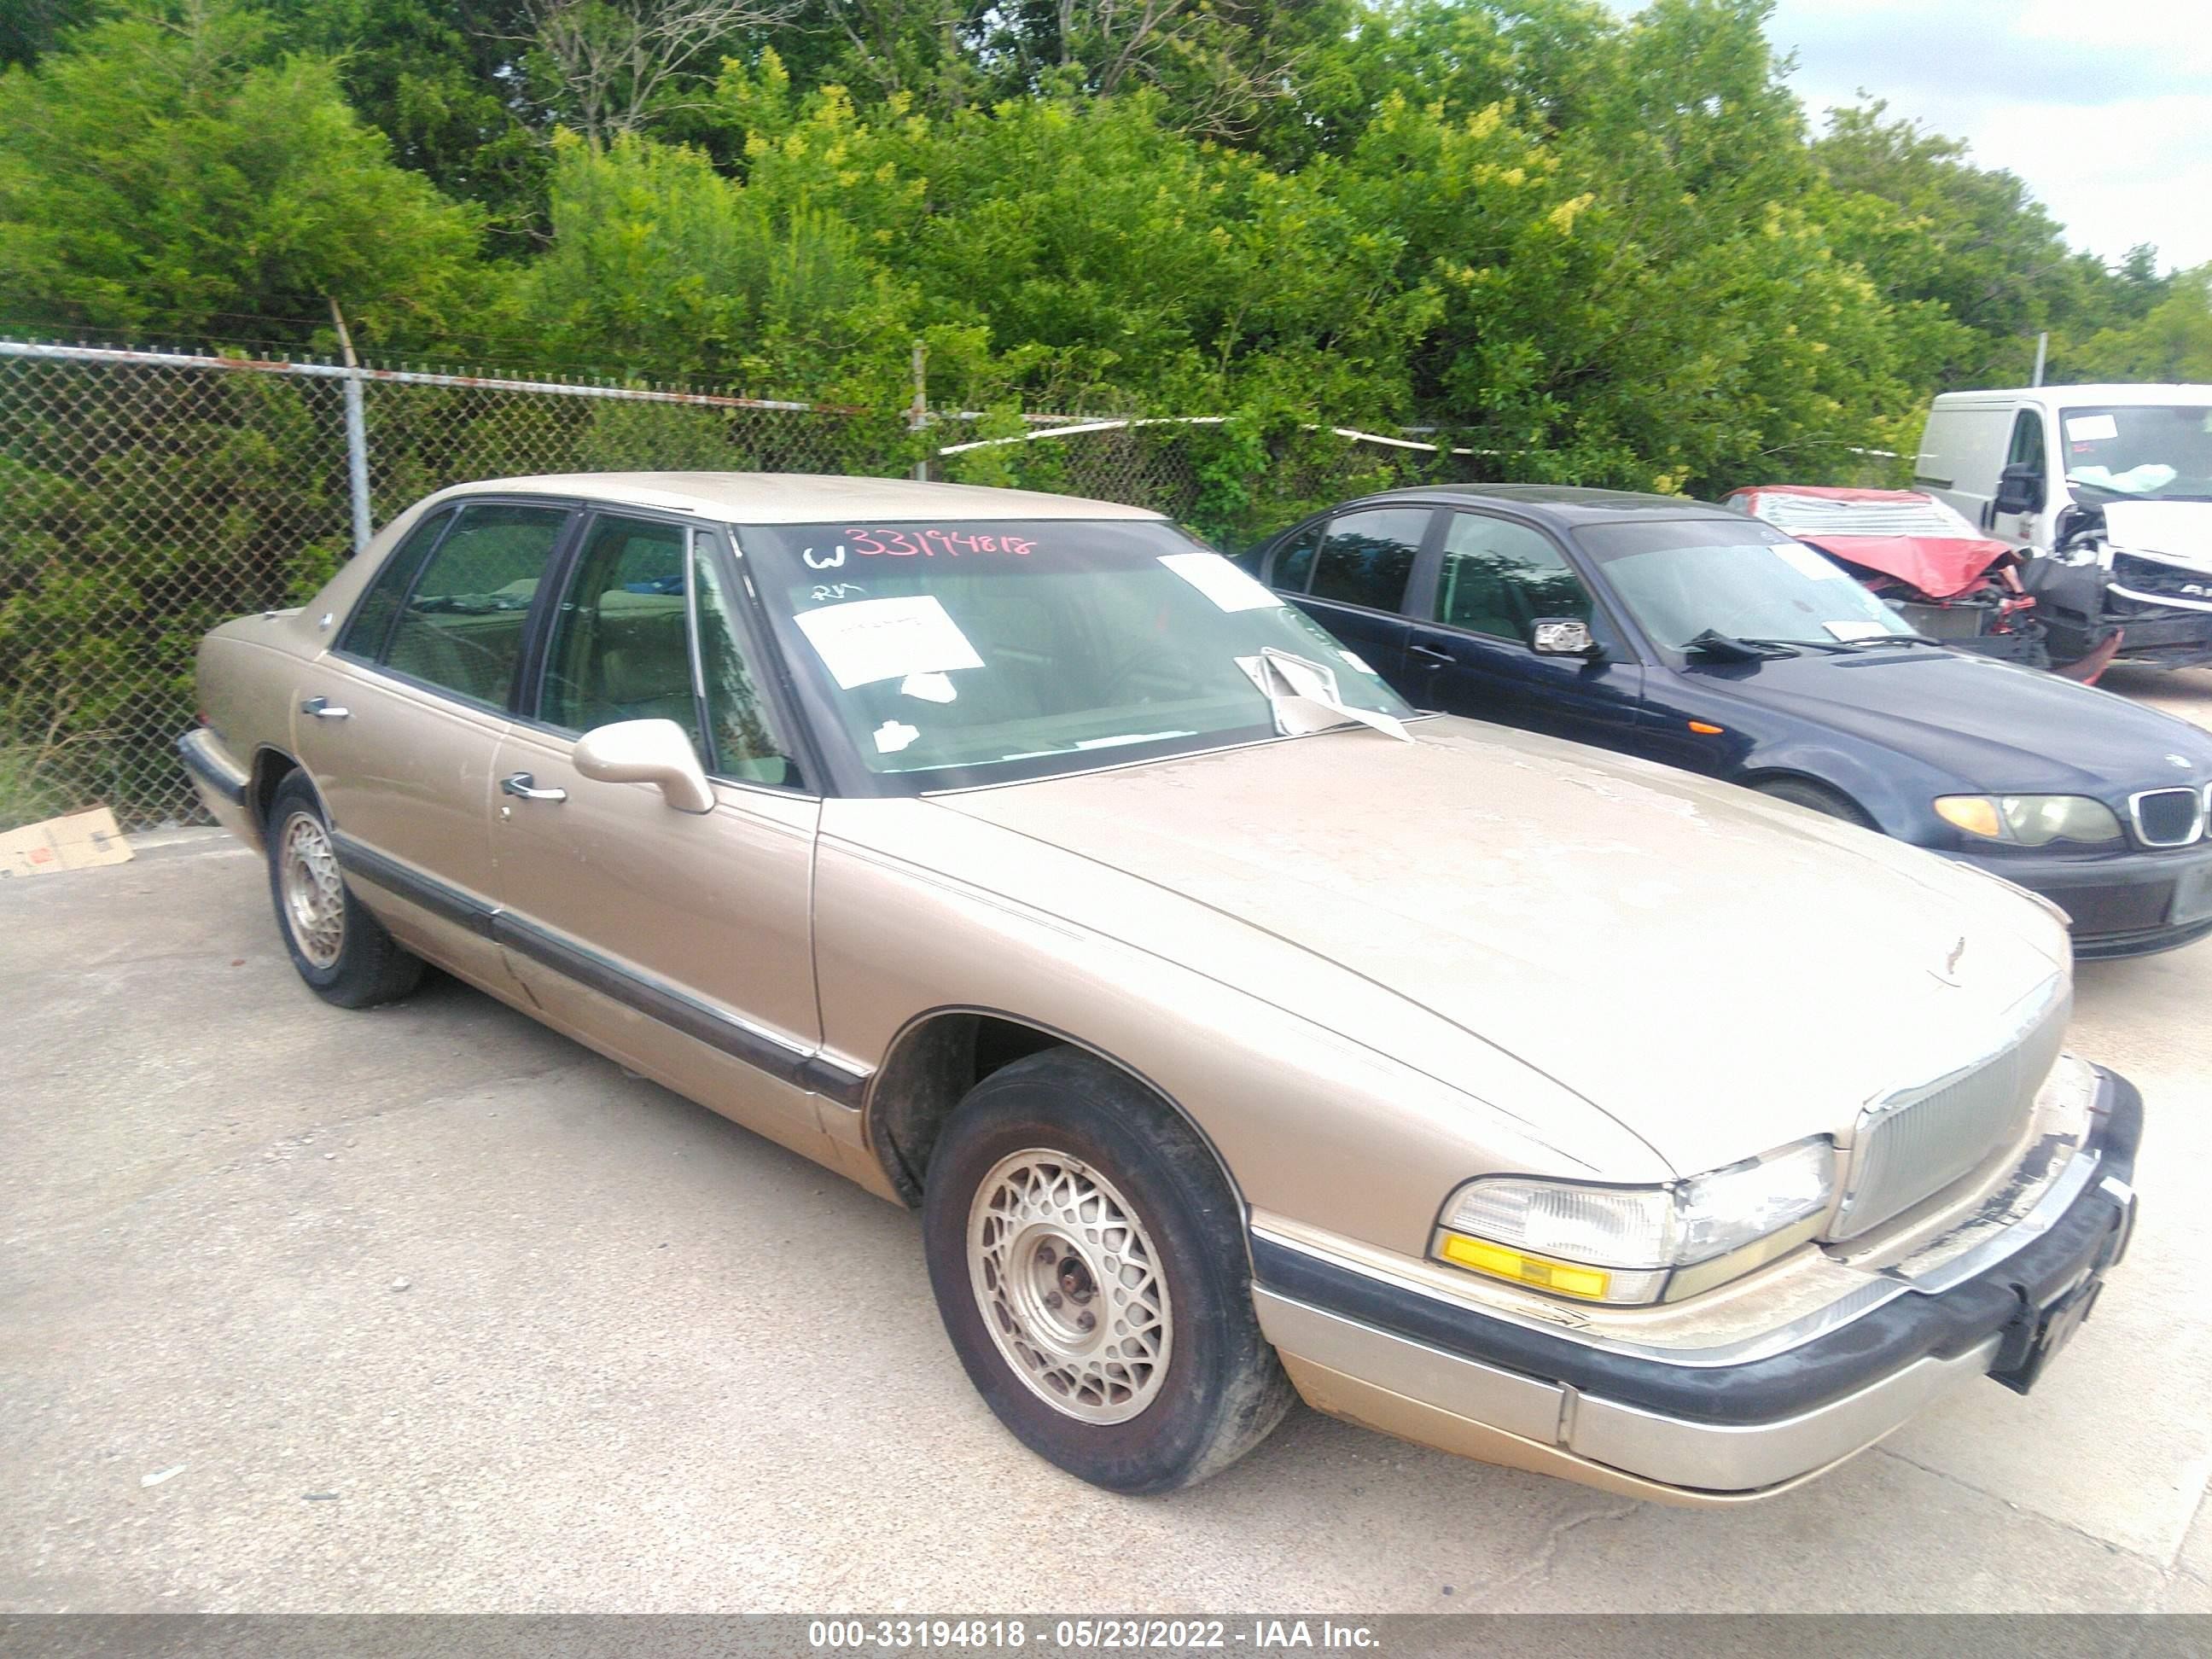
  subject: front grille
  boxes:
[1897,600,1991,640]
[1832,987,2069,1239]
[2132,788,2205,847]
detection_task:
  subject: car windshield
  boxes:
[1740,491,1982,540]
[1578,516,1915,652]
[2060,405,2212,501]
[735,518,1414,789]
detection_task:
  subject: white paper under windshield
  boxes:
[793,595,985,690]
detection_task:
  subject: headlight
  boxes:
[1935,794,2122,847]
[1435,1138,1837,1305]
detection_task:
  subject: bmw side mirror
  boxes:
[1994,463,2044,517]
[573,719,716,814]
[1531,618,1600,658]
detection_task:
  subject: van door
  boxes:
[1993,406,2050,546]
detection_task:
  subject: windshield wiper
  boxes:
[1846,632,1949,650]
[1684,630,1811,660]
[1238,648,1412,742]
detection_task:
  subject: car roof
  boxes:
[1931,383,2212,409]
[1333,482,1735,527]
[425,471,1167,524]
[1730,485,1933,504]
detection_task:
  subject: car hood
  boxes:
[2100,499,2212,573]
[936,719,2069,1177]
[1796,532,2015,599]
[1683,647,2212,793]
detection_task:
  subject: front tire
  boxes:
[921,1049,1295,1494]
[1752,776,1877,830]
[265,771,422,1009]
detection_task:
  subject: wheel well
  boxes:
[864,1011,1250,1213]
[865,1014,1063,1203]
[1738,769,1877,828]
[250,748,301,830]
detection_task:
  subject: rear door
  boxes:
[487,509,832,1160]
[295,498,576,971]
[1269,505,1435,690]
[1403,509,1645,750]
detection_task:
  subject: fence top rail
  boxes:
[936,415,1484,458]
[0,338,870,416]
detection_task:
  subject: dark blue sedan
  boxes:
[1251,485,2212,958]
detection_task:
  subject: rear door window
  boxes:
[1308,508,1430,613]
[381,502,572,707]
[1268,521,1323,593]
[340,508,451,660]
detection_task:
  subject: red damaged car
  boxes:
[1725,486,2118,683]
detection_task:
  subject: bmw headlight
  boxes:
[1935,794,2122,847]
[1434,1138,1837,1305]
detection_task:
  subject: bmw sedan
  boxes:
[181,472,2139,1503]
[1252,484,2212,958]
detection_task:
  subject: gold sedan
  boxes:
[181,473,2140,1501]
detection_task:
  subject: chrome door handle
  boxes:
[1410,643,1454,665]
[502,772,568,802]
[300,696,351,719]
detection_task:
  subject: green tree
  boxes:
[0,2,486,349]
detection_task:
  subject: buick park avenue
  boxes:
[181,474,2142,1502]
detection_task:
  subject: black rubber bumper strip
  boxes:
[177,731,247,807]
[1251,1067,2141,1429]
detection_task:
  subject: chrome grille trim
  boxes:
[1833,986,2070,1240]
[2128,786,2205,848]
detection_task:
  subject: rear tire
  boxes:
[265,771,422,1009]
[1752,777,1877,830]
[921,1049,1295,1493]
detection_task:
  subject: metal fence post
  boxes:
[910,339,929,482]
[329,300,372,555]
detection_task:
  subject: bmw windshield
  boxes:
[736,518,1414,791]
[1579,516,1915,655]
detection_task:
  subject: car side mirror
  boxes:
[1994,463,2044,517]
[1531,618,1600,658]
[573,719,715,814]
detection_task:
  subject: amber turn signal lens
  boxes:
[1935,795,2005,839]
[1437,1232,1614,1300]
[1687,720,1724,735]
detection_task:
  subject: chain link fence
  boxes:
[0,340,1487,830]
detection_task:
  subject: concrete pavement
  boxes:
[4,668,2211,1612]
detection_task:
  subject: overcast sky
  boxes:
[1761,0,2212,271]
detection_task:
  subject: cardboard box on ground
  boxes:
[0,807,133,877]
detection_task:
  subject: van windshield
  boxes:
[2060,405,2212,501]
[1578,517,1913,653]
[736,518,1413,790]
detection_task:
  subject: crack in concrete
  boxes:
[1472,1499,1643,1606]
[1872,1443,2184,1580]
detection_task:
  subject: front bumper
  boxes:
[1251,1068,2140,1505]
[1953,841,2212,958]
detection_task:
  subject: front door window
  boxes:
[1435,515,1594,643]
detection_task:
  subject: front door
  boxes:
[295,498,575,979]
[1994,407,2048,546]
[1405,509,1645,751]
[487,511,830,1159]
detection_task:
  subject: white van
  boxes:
[1918,384,2212,668]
